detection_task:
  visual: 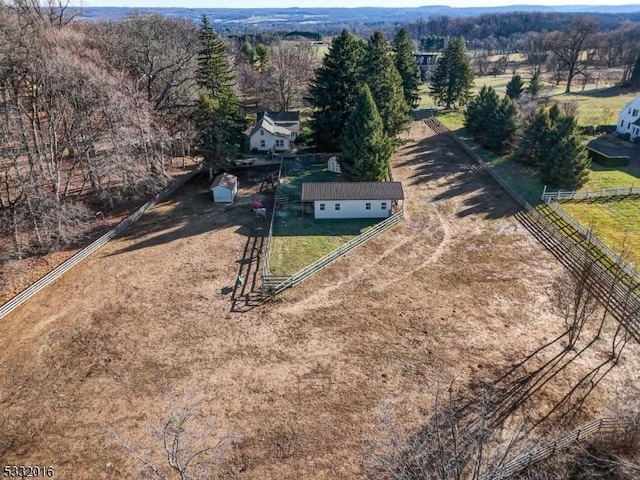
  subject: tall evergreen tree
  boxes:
[392,28,421,109]
[464,85,499,143]
[308,30,365,151]
[364,31,410,138]
[197,14,235,97]
[429,37,474,109]
[629,55,640,89]
[194,15,246,163]
[486,97,520,154]
[339,85,394,182]
[505,74,525,100]
[540,115,590,189]
[527,71,543,98]
[515,108,551,167]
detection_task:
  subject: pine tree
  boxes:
[527,71,543,98]
[364,31,410,139]
[515,108,551,167]
[486,96,520,154]
[193,15,246,163]
[392,28,421,109]
[339,85,394,182]
[197,14,235,97]
[464,85,499,143]
[429,37,474,109]
[505,74,525,100]
[308,30,365,151]
[629,55,640,89]
[540,115,590,189]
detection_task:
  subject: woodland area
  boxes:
[1,2,640,263]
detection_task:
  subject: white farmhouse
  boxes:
[301,182,404,219]
[210,173,237,203]
[616,96,640,140]
[249,111,299,152]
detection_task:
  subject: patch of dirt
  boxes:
[1,123,638,479]
[0,162,199,305]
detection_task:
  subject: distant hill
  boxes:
[76,5,640,26]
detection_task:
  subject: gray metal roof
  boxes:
[211,173,237,190]
[249,114,292,138]
[301,182,404,201]
[257,111,300,123]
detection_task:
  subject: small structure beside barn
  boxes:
[617,96,640,141]
[211,173,238,203]
[327,156,341,173]
[302,182,404,219]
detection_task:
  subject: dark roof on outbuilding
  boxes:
[301,182,404,202]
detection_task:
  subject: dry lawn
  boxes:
[1,123,639,479]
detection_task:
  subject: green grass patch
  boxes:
[269,207,378,276]
[548,88,638,126]
[562,198,640,265]
[267,158,380,276]
[583,164,640,190]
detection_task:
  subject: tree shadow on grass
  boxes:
[397,128,521,219]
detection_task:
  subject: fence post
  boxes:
[541,185,547,200]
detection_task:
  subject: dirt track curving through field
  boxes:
[1,122,638,479]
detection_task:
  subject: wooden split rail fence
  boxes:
[261,161,284,282]
[479,417,633,479]
[424,116,640,344]
[262,210,404,295]
[542,185,640,202]
[0,167,203,320]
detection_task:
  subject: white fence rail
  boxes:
[263,210,404,295]
[0,167,203,320]
[542,185,640,202]
[480,418,633,479]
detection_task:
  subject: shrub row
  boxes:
[587,147,630,167]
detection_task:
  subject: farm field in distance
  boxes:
[1,122,639,478]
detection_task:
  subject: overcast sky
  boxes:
[85,1,640,8]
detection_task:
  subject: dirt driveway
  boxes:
[1,122,638,479]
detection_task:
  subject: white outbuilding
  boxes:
[617,96,640,140]
[211,173,238,203]
[301,182,404,219]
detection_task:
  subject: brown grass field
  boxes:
[1,122,639,479]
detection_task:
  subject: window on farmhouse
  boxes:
[260,129,264,136]
[381,202,387,210]
[319,203,325,210]
[365,203,371,210]
[335,203,341,211]
[260,140,266,148]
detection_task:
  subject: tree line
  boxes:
[307,28,419,181]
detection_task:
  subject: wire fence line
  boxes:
[542,185,640,202]
[262,210,404,295]
[0,167,203,320]
[479,417,634,480]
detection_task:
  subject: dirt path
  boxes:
[1,123,638,479]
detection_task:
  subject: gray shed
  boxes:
[211,173,238,203]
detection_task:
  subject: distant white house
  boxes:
[249,111,300,152]
[301,182,404,219]
[617,96,640,140]
[211,173,237,203]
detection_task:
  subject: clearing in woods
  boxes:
[1,122,639,479]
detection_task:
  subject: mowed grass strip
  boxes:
[562,198,640,265]
[269,215,378,276]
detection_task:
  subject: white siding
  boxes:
[314,199,391,219]
[212,185,236,203]
[249,129,291,151]
[616,97,640,139]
